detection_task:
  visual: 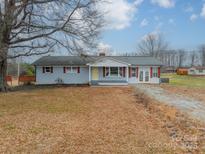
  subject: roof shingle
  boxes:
[32,56,163,66]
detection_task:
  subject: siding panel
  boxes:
[36,66,89,85]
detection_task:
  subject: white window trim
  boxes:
[131,67,136,77]
[106,67,122,77]
[152,67,158,78]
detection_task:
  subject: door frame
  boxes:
[92,67,99,80]
[139,67,150,83]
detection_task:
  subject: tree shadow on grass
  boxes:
[9,84,89,92]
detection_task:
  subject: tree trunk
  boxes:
[0,59,8,92]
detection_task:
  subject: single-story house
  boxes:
[188,66,205,76]
[33,55,163,85]
[161,66,177,73]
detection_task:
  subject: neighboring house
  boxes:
[162,66,177,73]
[188,66,205,76]
[33,56,162,85]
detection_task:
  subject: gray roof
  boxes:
[33,56,162,66]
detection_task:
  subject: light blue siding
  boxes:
[36,66,89,85]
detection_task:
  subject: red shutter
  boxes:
[63,67,66,73]
[150,67,152,78]
[77,67,80,73]
[43,67,45,73]
[103,67,105,77]
[51,67,53,73]
[158,67,161,78]
[136,67,138,78]
[129,67,132,78]
[123,67,126,77]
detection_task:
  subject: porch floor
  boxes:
[91,80,128,86]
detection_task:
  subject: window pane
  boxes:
[145,71,149,82]
[139,71,143,81]
[119,67,123,77]
[132,68,136,77]
[45,67,51,73]
[72,67,78,73]
[110,67,118,76]
[106,68,109,76]
[66,67,71,73]
[152,68,158,77]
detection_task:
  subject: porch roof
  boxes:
[87,57,130,67]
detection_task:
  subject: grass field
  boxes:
[0,86,177,153]
[0,86,204,153]
[161,73,205,88]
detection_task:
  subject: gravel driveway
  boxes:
[134,84,205,123]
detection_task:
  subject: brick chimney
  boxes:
[99,52,106,56]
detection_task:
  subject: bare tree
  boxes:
[0,0,104,91]
[190,51,197,67]
[137,33,168,58]
[199,45,205,66]
[178,49,185,67]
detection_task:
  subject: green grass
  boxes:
[161,73,205,88]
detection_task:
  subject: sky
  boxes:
[99,0,205,54]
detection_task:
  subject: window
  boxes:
[65,67,71,73]
[72,67,78,73]
[145,71,149,82]
[131,68,136,77]
[64,67,79,73]
[104,67,124,77]
[43,66,53,73]
[110,67,118,76]
[105,67,109,76]
[139,71,143,81]
[119,67,125,77]
[199,69,203,73]
[152,68,158,77]
[45,67,51,73]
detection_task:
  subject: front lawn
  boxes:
[0,86,177,153]
[161,73,205,88]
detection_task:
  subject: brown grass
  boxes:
[0,86,203,153]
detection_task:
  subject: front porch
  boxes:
[87,57,130,86]
[88,67,129,86]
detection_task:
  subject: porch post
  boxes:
[126,66,129,82]
[89,66,91,85]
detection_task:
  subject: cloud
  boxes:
[98,42,111,50]
[190,14,198,22]
[140,18,149,27]
[100,0,143,30]
[134,0,144,6]
[200,3,205,18]
[97,42,117,55]
[168,18,175,24]
[151,0,175,8]
[184,5,194,13]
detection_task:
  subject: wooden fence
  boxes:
[6,76,12,85]
[18,76,36,84]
